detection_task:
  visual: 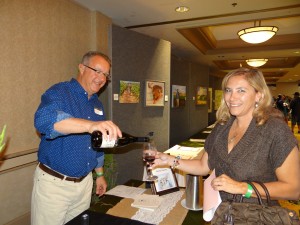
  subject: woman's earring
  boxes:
[255,102,258,108]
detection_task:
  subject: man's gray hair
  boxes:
[81,51,111,67]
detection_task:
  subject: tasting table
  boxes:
[66,125,215,225]
[66,179,209,225]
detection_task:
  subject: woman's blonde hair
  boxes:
[216,67,281,125]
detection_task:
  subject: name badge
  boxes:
[94,108,103,115]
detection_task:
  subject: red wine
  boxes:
[144,155,155,163]
[91,131,150,149]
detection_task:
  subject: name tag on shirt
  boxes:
[94,108,103,115]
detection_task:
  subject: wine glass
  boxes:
[143,141,158,181]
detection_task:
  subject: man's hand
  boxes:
[95,176,107,196]
[89,120,122,141]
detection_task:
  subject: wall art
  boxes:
[171,85,186,108]
[214,89,223,110]
[119,80,140,103]
[208,87,213,113]
[145,80,165,106]
[196,86,207,105]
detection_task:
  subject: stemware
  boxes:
[143,141,158,181]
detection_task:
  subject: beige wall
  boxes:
[269,82,299,99]
[0,0,112,224]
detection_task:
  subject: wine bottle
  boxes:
[91,131,150,149]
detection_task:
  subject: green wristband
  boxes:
[96,171,104,177]
[243,183,253,198]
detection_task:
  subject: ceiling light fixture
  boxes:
[175,6,189,13]
[246,59,268,67]
[238,21,278,44]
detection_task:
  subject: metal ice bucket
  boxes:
[184,174,203,210]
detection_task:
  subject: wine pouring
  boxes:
[91,131,150,149]
[143,132,158,181]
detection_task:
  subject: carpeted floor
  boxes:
[290,120,300,141]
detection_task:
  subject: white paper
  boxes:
[202,130,212,133]
[189,138,206,143]
[203,170,222,222]
[105,185,146,199]
[207,124,215,129]
[164,145,204,159]
[131,194,163,210]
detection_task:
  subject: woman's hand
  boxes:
[211,174,247,195]
[152,152,173,169]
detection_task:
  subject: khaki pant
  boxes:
[31,165,93,225]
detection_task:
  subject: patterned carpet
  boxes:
[279,199,300,218]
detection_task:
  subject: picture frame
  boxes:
[171,85,186,108]
[119,80,140,103]
[196,86,207,105]
[214,89,223,110]
[145,80,165,107]
[208,87,213,113]
[150,167,180,196]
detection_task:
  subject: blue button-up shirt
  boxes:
[34,78,105,177]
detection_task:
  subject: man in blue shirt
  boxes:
[32,51,122,225]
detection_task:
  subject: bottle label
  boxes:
[101,136,116,148]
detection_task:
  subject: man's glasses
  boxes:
[83,64,110,79]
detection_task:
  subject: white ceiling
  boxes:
[72,0,300,82]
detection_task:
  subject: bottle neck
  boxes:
[136,137,150,142]
[122,132,150,143]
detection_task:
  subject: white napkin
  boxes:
[131,194,163,211]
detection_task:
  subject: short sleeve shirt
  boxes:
[205,116,297,204]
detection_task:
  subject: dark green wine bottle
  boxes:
[91,131,150,149]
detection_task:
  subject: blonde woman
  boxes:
[153,68,300,220]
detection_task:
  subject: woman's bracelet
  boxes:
[243,183,253,198]
[171,155,181,169]
[96,171,104,177]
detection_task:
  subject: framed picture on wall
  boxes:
[119,80,140,103]
[208,87,213,113]
[150,167,179,196]
[171,85,186,108]
[214,89,223,110]
[196,86,207,105]
[145,80,165,107]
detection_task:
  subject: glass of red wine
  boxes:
[143,141,158,181]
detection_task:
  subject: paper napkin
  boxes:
[131,194,163,211]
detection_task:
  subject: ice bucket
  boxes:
[183,174,203,210]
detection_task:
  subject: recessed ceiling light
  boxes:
[175,6,189,13]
